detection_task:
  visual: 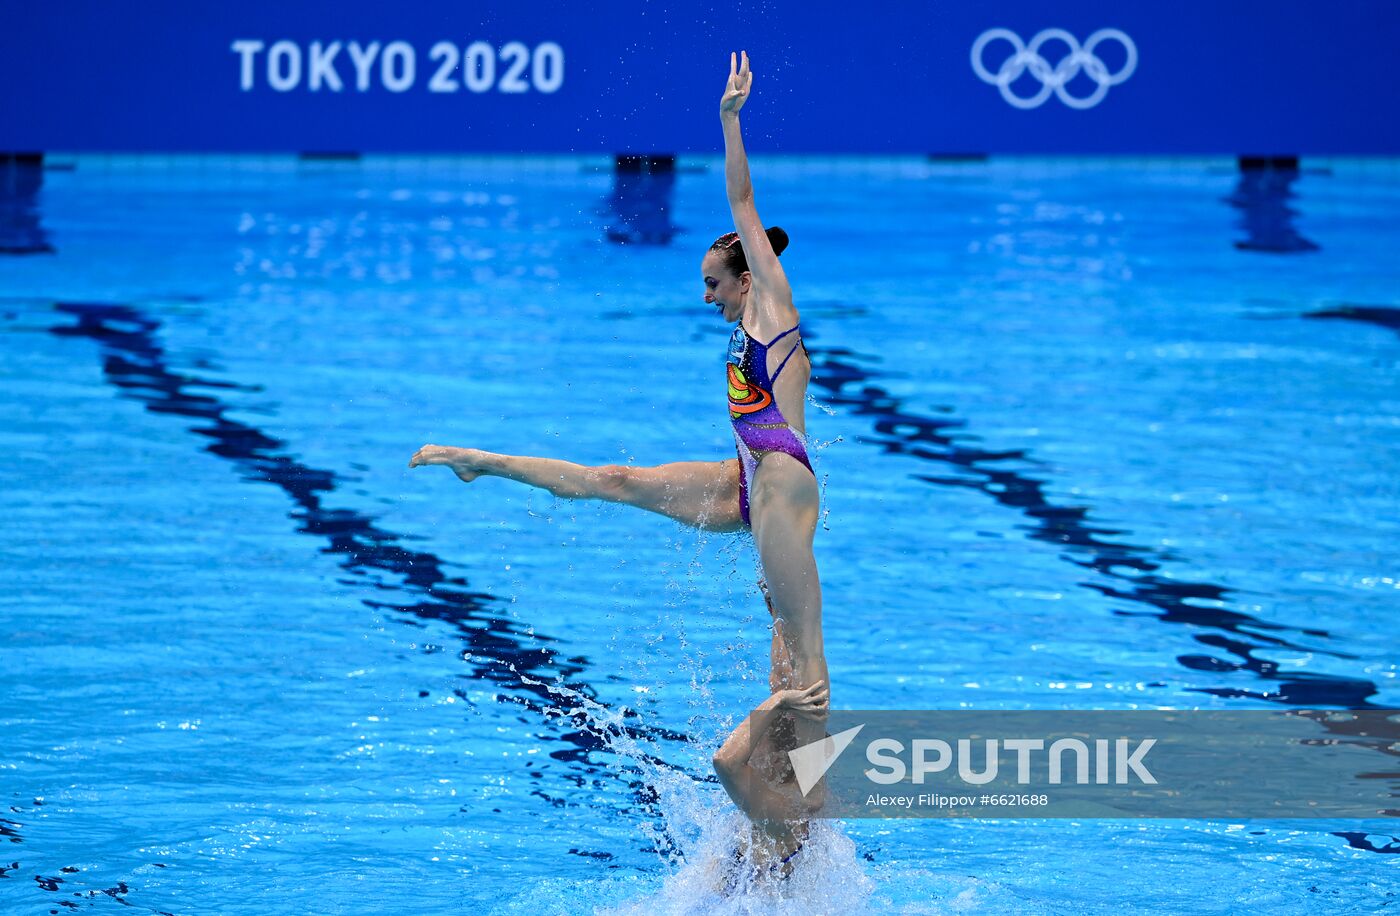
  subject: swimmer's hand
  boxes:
[720,50,752,115]
[776,680,829,721]
[408,444,485,483]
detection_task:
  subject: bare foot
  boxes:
[408,445,491,483]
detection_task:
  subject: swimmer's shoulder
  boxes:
[740,296,802,343]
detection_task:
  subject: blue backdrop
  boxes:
[3,0,1398,153]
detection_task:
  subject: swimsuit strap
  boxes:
[739,320,801,349]
[769,332,806,384]
[759,325,800,348]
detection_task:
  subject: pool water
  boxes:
[2,155,1398,914]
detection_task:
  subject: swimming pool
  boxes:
[2,154,1397,913]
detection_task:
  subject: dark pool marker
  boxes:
[46,301,698,841]
[1303,304,1400,338]
[1332,832,1400,855]
[798,330,1380,709]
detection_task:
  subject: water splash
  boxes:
[504,651,874,914]
[596,820,873,916]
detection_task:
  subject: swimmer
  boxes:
[708,677,830,895]
[409,51,829,736]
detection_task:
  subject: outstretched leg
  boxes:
[409,445,745,533]
[749,453,828,746]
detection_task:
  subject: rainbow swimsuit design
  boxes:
[726,320,816,526]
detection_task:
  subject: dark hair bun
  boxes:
[766,226,790,257]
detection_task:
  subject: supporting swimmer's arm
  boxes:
[719,51,793,312]
[713,692,785,776]
[712,682,828,819]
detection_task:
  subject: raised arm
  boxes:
[711,682,828,820]
[719,51,793,317]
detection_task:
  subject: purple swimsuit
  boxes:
[726,320,816,526]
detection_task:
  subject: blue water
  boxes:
[2,155,1398,914]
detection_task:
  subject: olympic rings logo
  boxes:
[971,28,1137,110]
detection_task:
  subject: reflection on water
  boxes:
[0,153,56,255]
[606,154,678,246]
[1225,156,1320,254]
[47,302,691,805]
[801,333,1379,709]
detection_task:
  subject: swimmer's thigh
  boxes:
[609,458,744,532]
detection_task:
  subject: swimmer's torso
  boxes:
[714,820,807,894]
[726,315,816,525]
[726,317,809,437]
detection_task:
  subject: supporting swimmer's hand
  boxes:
[720,50,751,114]
[408,444,485,483]
[776,680,829,721]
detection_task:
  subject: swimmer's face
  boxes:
[701,251,750,323]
